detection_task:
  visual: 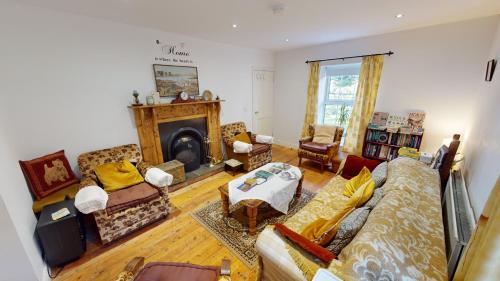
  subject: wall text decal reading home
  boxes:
[155,40,194,64]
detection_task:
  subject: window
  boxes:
[318,63,361,144]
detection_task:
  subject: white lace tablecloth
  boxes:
[228,162,302,214]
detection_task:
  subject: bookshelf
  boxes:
[362,127,424,161]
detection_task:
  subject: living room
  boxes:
[1,1,499,281]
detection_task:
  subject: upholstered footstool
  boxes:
[134,263,220,281]
[116,257,231,281]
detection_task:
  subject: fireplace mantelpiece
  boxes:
[128,101,223,165]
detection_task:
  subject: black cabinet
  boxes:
[36,199,85,267]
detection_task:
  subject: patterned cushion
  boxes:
[363,188,384,210]
[326,207,370,256]
[371,161,388,188]
[19,150,79,199]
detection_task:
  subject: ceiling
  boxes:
[16,0,500,50]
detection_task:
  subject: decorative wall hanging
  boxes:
[485,59,496,82]
[153,64,200,97]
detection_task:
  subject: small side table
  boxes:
[224,159,243,176]
[36,199,86,267]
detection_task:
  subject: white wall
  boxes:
[0,118,45,280]
[0,2,272,280]
[273,16,499,151]
[463,18,500,219]
[0,197,40,281]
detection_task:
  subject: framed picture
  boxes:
[153,64,200,97]
[485,59,496,82]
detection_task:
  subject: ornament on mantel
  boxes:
[132,90,143,106]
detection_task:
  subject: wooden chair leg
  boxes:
[298,157,302,166]
[320,162,324,173]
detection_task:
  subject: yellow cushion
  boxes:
[32,183,79,213]
[233,132,251,144]
[343,167,372,197]
[94,160,144,192]
[346,179,375,207]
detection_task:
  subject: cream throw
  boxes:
[343,55,384,155]
[301,62,320,137]
[312,125,337,144]
[453,177,500,280]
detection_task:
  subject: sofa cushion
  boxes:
[326,207,370,255]
[233,131,252,144]
[300,142,331,154]
[371,161,388,188]
[95,160,144,192]
[106,182,159,215]
[343,167,372,197]
[363,188,384,210]
[134,262,219,281]
[250,143,270,156]
[340,155,380,179]
[312,125,337,144]
[19,150,79,200]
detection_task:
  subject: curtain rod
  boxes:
[305,51,394,64]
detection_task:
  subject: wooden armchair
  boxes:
[298,124,343,172]
[77,144,170,244]
[116,257,231,281]
[221,122,272,171]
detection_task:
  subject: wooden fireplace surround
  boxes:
[128,101,223,165]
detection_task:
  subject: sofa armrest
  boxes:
[137,161,154,176]
[256,227,307,281]
[327,141,340,153]
[115,257,144,281]
[80,177,98,189]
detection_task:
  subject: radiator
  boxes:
[442,169,476,280]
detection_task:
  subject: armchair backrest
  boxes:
[77,144,143,179]
[309,124,343,143]
[221,122,248,146]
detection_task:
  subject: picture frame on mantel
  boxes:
[485,59,496,82]
[153,64,200,97]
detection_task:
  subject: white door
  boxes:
[252,70,274,136]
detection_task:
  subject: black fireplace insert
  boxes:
[159,118,207,173]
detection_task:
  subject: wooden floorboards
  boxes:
[53,145,337,281]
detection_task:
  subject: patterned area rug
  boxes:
[191,189,315,268]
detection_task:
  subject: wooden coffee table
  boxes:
[218,169,304,235]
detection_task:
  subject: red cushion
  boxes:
[275,223,336,263]
[341,155,381,179]
[134,262,219,281]
[300,142,332,154]
[19,150,79,200]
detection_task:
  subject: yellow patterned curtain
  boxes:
[343,55,384,155]
[453,177,500,280]
[301,62,320,137]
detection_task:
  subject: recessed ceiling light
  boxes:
[232,24,238,28]
[285,38,289,42]
[395,14,404,19]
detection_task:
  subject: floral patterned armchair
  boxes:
[77,144,170,244]
[221,122,272,171]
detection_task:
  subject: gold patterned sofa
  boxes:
[221,122,272,171]
[78,144,170,244]
[256,157,447,280]
[298,124,343,173]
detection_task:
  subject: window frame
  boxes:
[318,62,361,143]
